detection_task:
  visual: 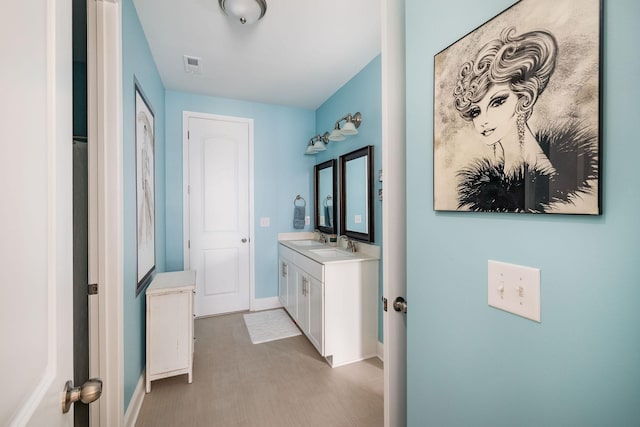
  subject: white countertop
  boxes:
[278,236,380,264]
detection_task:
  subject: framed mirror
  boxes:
[314,159,337,235]
[340,146,374,243]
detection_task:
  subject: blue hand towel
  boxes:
[324,205,332,227]
[293,205,305,229]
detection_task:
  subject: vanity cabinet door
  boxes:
[307,275,324,355]
[297,273,310,333]
[287,263,299,320]
[278,257,288,308]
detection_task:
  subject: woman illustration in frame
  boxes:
[452,26,598,213]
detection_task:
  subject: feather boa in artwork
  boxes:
[457,121,598,213]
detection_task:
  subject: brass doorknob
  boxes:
[62,378,103,413]
[393,296,407,313]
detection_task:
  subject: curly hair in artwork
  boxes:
[453,27,558,122]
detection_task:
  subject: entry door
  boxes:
[1,0,75,425]
[186,115,252,317]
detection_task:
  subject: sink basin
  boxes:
[290,240,322,247]
[309,248,354,258]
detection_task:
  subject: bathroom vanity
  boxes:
[278,236,379,367]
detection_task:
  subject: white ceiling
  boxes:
[133,0,381,110]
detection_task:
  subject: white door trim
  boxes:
[182,111,256,313]
[382,0,407,426]
[88,0,125,426]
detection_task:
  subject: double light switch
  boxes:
[488,260,541,322]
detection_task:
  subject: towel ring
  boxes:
[294,195,306,207]
[323,195,332,207]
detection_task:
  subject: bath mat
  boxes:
[243,309,301,344]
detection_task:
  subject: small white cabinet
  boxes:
[278,242,378,367]
[146,270,196,392]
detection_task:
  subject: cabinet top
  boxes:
[278,240,380,264]
[147,270,196,295]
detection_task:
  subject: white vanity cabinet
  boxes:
[278,257,289,308]
[278,242,378,367]
[306,273,324,353]
[279,254,298,319]
[145,270,196,393]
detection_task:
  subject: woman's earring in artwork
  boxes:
[517,113,526,146]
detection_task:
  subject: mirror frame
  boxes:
[314,159,338,235]
[339,146,374,243]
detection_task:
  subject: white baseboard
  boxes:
[251,296,282,311]
[377,340,384,362]
[124,371,145,427]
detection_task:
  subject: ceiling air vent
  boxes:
[183,55,201,74]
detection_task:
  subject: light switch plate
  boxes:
[488,260,541,322]
[305,215,310,225]
[259,217,270,227]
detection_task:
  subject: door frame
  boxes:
[182,111,256,314]
[87,0,125,425]
[381,0,407,426]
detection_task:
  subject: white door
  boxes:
[382,0,407,425]
[186,114,252,317]
[1,0,75,426]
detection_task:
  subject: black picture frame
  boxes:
[433,0,602,214]
[135,80,156,295]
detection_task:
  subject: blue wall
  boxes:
[164,91,316,299]
[406,1,640,425]
[122,0,166,411]
[315,55,383,243]
[315,55,383,341]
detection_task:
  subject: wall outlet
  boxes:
[354,214,362,224]
[305,215,310,225]
[259,217,270,227]
[488,260,541,322]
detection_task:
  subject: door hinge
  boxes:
[382,296,388,312]
[187,130,190,140]
[88,283,98,295]
[188,240,190,249]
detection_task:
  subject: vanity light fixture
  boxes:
[218,0,267,25]
[328,112,362,141]
[304,132,330,155]
[328,123,345,141]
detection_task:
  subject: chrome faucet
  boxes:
[316,231,327,244]
[339,235,358,253]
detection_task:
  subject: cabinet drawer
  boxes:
[296,254,323,281]
[279,244,296,262]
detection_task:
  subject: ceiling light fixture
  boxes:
[218,0,267,25]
